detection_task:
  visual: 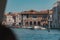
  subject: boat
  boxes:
[34,26,40,29]
[39,27,46,30]
[34,26,46,30]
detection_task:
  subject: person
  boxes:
[0,0,16,40]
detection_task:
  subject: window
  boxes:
[30,15,37,18]
[38,21,40,26]
[34,21,36,25]
[33,15,37,18]
[30,21,32,25]
[42,15,47,18]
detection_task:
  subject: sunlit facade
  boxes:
[21,10,53,28]
[4,12,21,26]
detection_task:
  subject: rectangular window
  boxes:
[42,15,48,18]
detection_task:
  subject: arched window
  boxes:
[38,21,40,26]
[30,21,32,25]
[34,21,36,25]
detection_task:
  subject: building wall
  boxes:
[52,1,60,28]
[4,13,22,26]
[15,14,21,25]
[58,14,60,26]
[6,15,14,25]
[22,14,49,27]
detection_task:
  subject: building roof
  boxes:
[21,10,51,14]
[4,10,53,16]
[4,12,20,16]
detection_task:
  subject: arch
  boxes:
[34,21,36,25]
[30,21,32,25]
[38,21,40,26]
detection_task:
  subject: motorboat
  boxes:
[34,26,46,30]
[34,26,40,29]
[39,27,46,30]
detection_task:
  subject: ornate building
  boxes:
[21,10,53,28]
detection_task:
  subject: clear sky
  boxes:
[5,0,57,13]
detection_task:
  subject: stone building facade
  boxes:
[21,10,53,28]
[52,0,60,28]
[3,12,21,26]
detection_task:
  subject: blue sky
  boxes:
[5,0,57,13]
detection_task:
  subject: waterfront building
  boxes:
[21,10,52,28]
[52,0,60,28]
[4,12,21,26]
[12,12,21,26]
[4,13,14,25]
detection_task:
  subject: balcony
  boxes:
[23,17,43,21]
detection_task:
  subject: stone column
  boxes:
[36,21,38,26]
[32,21,34,28]
[21,15,23,26]
[28,21,29,26]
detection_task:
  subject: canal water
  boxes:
[11,28,60,40]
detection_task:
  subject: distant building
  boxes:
[52,0,60,28]
[4,12,21,26]
[21,10,53,28]
[12,12,21,26]
[4,13,14,25]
